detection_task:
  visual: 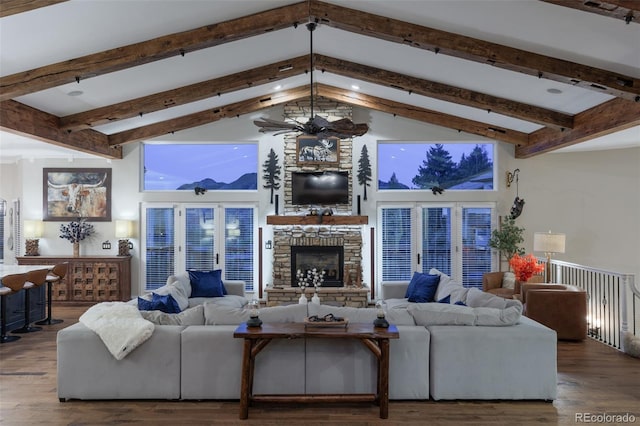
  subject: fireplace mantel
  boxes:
[266,215,368,226]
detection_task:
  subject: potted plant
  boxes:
[488,216,525,271]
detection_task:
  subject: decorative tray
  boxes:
[304,316,349,328]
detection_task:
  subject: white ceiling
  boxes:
[1,0,639,162]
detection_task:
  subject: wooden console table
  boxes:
[17,256,131,303]
[233,322,399,419]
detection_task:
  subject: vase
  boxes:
[73,241,80,257]
[311,292,320,305]
[298,290,308,304]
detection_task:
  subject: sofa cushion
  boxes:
[406,272,440,303]
[166,273,192,298]
[465,288,508,309]
[139,305,205,325]
[407,303,476,326]
[138,293,181,314]
[308,304,416,325]
[204,303,307,325]
[473,304,522,326]
[188,294,247,309]
[189,270,226,298]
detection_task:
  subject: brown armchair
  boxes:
[520,283,588,341]
[482,272,543,299]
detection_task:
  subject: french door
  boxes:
[378,203,495,289]
[141,203,256,292]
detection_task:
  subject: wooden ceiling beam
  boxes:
[0,0,68,18]
[316,84,529,145]
[310,0,640,101]
[107,86,310,146]
[516,98,640,157]
[0,100,122,159]
[0,1,308,101]
[59,56,311,132]
[315,54,574,130]
[540,0,639,25]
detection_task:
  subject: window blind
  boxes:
[145,207,175,290]
[460,207,492,288]
[185,207,215,271]
[421,207,452,275]
[381,207,413,281]
[224,207,254,291]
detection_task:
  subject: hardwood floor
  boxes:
[1,305,638,425]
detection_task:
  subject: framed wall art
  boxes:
[296,136,340,166]
[43,168,112,221]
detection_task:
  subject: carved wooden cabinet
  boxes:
[17,256,131,303]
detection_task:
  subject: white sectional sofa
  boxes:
[56,272,557,402]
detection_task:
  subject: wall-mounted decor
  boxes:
[43,168,112,221]
[357,145,372,200]
[296,136,340,165]
[262,148,281,204]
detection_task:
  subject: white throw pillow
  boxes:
[465,288,508,309]
[153,282,189,311]
[502,271,516,289]
[166,273,192,298]
[407,303,476,326]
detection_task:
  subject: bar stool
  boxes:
[36,263,68,326]
[12,268,49,334]
[1,273,28,343]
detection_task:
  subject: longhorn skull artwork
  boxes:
[44,168,111,221]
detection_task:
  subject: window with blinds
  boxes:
[185,207,215,270]
[459,207,492,288]
[142,204,256,292]
[145,207,175,290]
[421,207,452,275]
[379,204,494,289]
[224,208,254,290]
[381,207,413,281]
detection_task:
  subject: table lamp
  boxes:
[24,220,44,256]
[533,231,566,283]
[115,220,134,256]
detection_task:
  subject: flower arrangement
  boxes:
[59,217,95,243]
[296,268,325,291]
[509,253,544,282]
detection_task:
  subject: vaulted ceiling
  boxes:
[1,0,639,161]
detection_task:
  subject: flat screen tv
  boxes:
[291,171,349,205]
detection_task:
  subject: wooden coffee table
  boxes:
[233,322,399,419]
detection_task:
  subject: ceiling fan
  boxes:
[253,21,369,139]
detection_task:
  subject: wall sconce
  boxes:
[533,231,566,283]
[23,220,44,256]
[115,220,134,256]
[265,240,272,249]
[506,168,520,188]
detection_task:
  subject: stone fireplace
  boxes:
[265,98,369,307]
[272,227,363,288]
[291,245,344,287]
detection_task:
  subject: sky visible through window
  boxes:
[378,142,494,190]
[144,143,258,190]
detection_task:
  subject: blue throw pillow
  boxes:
[437,295,451,304]
[138,293,181,313]
[455,301,467,307]
[407,272,440,303]
[188,270,226,298]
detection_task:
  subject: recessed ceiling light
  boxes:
[547,88,563,94]
[351,84,360,90]
[274,85,282,90]
[67,90,84,97]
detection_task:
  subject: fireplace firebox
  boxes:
[291,246,344,287]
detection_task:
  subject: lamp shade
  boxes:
[115,220,133,238]
[24,220,44,238]
[533,231,566,254]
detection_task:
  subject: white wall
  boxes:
[1,106,638,296]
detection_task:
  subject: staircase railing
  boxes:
[540,258,638,351]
